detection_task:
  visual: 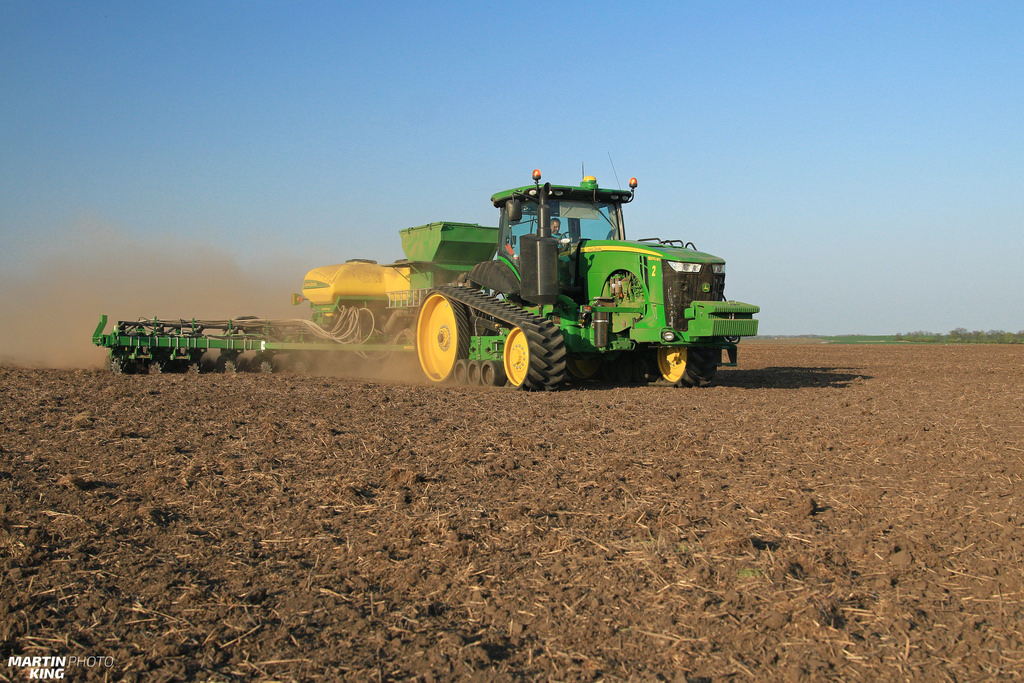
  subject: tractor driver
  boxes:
[551,218,572,245]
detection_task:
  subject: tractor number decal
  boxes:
[649,256,661,279]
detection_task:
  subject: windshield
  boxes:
[499,199,623,258]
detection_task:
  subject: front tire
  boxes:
[657,347,718,387]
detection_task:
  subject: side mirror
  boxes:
[505,199,522,223]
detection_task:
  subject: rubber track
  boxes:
[435,285,567,391]
[451,298,472,370]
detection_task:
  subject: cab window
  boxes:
[498,199,622,259]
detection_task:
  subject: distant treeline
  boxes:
[896,329,1024,344]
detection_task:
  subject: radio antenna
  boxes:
[607,152,621,189]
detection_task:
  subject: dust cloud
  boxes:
[0,221,312,369]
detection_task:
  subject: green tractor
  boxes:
[414,170,758,389]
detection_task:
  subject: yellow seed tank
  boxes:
[301,261,412,306]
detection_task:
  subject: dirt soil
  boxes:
[1,342,1022,681]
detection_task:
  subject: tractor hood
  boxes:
[578,239,725,267]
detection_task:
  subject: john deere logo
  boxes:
[702,284,711,293]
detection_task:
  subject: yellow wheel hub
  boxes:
[503,327,530,388]
[416,293,460,382]
[657,347,688,383]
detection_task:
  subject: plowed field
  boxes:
[2,342,1022,681]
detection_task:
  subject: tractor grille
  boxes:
[662,267,726,330]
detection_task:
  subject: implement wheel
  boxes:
[416,292,470,383]
[109,354,138,375]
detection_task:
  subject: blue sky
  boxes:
[2,0,1022,336]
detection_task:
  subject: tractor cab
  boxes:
[484,172,639,306]
[498,195,624,258]
[493,175,630,260]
